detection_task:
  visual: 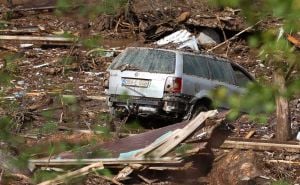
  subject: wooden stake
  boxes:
[274,72,291,141]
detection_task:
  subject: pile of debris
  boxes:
[0,0,299,184]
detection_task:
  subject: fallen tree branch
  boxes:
[38,162,104,185]
[207,20,262,52]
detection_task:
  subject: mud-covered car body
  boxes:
[105,47,254,119]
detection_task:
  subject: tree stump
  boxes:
[208,150,262,185]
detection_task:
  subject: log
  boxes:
[208,150,261,185]
[219,140,300,153]
[38,162,104,185]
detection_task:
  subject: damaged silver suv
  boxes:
[105,47,254,120]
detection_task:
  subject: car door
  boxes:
[231,64,254,93]
[181,54,212,99]
[207,58,237,108]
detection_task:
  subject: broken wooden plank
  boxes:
[245,130,256,139]
[219,140,300,153]
[266,160,300,166]
[38,162,104,185]
[114,110,218,181]
[29,157,181,169]
[150,110,218,157]
[132,129,181,158]
[0,35,75,42]
[9,6,57,13]
[0,27,39,34]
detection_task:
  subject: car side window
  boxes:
[207,59,234,84]
[183,54,210,78]
[232,66,252,87]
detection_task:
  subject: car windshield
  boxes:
[110,48,176,74]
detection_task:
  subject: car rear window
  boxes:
[110,48,176,74]
[183,54,210,78]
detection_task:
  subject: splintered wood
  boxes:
[114,110,218,181]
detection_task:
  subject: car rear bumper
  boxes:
[108,94,191,117]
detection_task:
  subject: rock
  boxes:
[197,28,221,45]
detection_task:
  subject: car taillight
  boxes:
[164,77,182,93]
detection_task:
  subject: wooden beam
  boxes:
[219,140,300,153]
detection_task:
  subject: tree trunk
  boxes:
[274,72,291,141]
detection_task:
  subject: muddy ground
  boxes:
[0,0,299,184]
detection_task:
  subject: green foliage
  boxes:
[39,121,58,135]
[82,36,102,49]
[0,72,12,85]
[94,125,112,138]
[175,143,193,156]
[59,56,75,66]
[272,179,291,185]
[33,170,61,184]
[95,168,113,177]
[3,53,23,74]
[212,82,276,123]
[93,0,128,15]
[10,152,31,171]
[61,94,77,105]
[210,0,300,123]
[97,112,113,123]
[56,0,128,17]
[0,116,12,141]
[56,0,73,12]
[125,119,143,132]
